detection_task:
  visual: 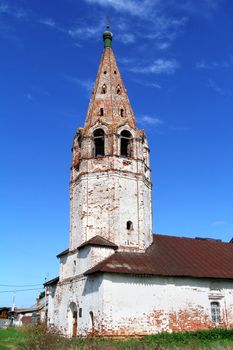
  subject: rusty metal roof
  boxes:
[77,235,118,250]
[84,234,233,279]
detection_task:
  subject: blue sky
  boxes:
[1,0,233,307]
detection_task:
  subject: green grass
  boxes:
[0,328,22,350]
[1,326,233,349]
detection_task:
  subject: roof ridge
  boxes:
[153,233,227,244]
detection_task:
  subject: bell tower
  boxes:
[70,25,153,252]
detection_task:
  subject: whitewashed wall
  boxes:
[47,275,104,337]
[59,246,115,281]
[101,274,233,336]
[47,273,233,337]
[70,169,152,252]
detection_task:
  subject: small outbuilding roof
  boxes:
[77,235,118,250]
[56,248,69,258]
[84,234,233,280]
[44,276,59,287]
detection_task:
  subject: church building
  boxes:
[45,26,233,337]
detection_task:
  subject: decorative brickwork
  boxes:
[69,37,152,252]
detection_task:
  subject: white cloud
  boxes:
[84,0,154,17]
[117,33,135,44]
[68,22,103,39]
[139,115,163,126]
[207,79,232,96]
[157,42,171,50]
[25,93,34,101]
[172,0,218,17]
[196,58,233,70]
[39,18,56,28]
[132,78,162,89]
[0,3,26,18]
[212,221,227,227]
[0,4,8,14]
[131,59,179,74]
[64,75,94,95]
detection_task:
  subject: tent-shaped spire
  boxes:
[84,23,136,132]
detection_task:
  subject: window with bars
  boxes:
[211,301,221,323]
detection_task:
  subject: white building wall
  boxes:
[100,274,233,336]
[47,273,233,337]
[70,168,152,252]
[59,247,115,281]
[47,275,104,337]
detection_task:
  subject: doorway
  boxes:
[69,302,77,337]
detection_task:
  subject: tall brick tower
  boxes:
[70,24,152,252]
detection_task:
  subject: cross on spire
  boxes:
[106,16,110,31]
[103,17,112,48]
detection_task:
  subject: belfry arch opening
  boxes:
[120,130,132,157]
[93,129,105,157]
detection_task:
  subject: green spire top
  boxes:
[103,17,112,48]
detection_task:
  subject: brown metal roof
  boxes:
[84,234,233,279]
[77,235,118,250]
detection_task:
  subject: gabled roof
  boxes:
[84,234,233,280]
[56,248,69,258]
[44,276,59,287]
[77,235,118,250]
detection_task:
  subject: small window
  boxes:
[79,308,82,318]
[89,311,94,332]
[75,162,80,172]
[93,129,105,157]
[114,70,117,74]
[120,130,132,157]
[120,109,124,117]
[211,302,221,323]
[101,84,107,94]
[77,136,81,148]
[116,85,121,95]
[100,108,104,116]
[104,70,107,74]
[127,221,133,230]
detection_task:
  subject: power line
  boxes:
[0,283,43,287]
[0,288,44,293]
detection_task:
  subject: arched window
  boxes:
[120,130,132,157]
[93,129,105,157]
[211,302,221,323]
[120,108,125,117]
[89,311,94,333]
[101,84,107,94]
[116,85,121,95]
[127,221,133,230]
[77,136,82,148]
[100,108,104,116]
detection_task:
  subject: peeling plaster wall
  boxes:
[100,274,233,336]
[47,274,233,337]
[59,247,115,281]
[47,275,104,337]
[70,168,152,252]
